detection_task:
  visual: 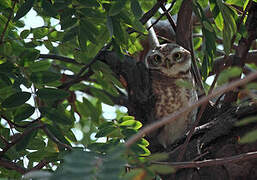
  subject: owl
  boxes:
[145,43,198,148]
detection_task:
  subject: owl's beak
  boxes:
[165,59,172,69]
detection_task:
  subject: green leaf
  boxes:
[175,79,194,89]
[106,16,114,38]
[95,125,116,138]
[14,103,35,122]
[246,83,257,90]
[78,25,88,51]
[90,88,114,106]
[149,164,175,174]
[61,17,77,30]
[209,0,224,31]
[20,49,40,61]
[82,98,99,122]
[1,92,31,108]
[42,0,57,16]
[13,0,35,21]
[46,124,71,146]
[63,26,78,42]
[120,116,135,121]
[131,144,150,156]
[30,71,61,84]
[147,153,169,162]
[239,130,257,144]
[3,41,12,56]
[36,88,69,100]
[109,0,128,16]
[112,18,126,44]
[79,19,98,43]
[131,0,143,18]
[203,21,214,32]
[119,120,142,130]
[226,0,244,7]
[27,60,51,72]
[16,130,37,151]
[39,107,72,125]
[77,0,100,8]
[217,67,242,85]
[27,138,46,150]
[32,27,49,39]
[235,116,257,126]
[0,62,15,73]
[20,29,30,39]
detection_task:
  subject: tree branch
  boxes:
[39,54,83,65]
[0,1,17,44]
[0,124,45,157]
[42,126,72,151]
[153,151,257,169]
[125,71,257,148]
[211,51,257,75]
[0,158,26,174]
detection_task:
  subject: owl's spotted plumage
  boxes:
[145,43,198,147]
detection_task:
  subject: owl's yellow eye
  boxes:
[173,52,182,61]
[152,54,162,65]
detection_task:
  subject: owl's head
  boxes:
[145,43,191,77]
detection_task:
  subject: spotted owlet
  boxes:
[145,43,198,148]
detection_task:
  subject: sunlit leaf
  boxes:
[119,120,142,130]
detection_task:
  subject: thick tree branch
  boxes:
[125,71,257,148]
[211,51,257,75]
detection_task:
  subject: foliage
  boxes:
[0,0,256,179]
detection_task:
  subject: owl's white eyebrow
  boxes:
[170,47,184,54]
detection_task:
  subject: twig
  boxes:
[153,151,257,169]
[0,158,26,174]
[0,1,17,44]
[39,54,83,65]
[0,115,42,128]
[139,0,167,25]
[159,0,177,32]
[177,102,207,161]
[42,126,72,151]
[28,159,51,172]
[125,71,257,148]
[0,124,45,156]
[75,42,112,77]
[177,71,219,161]
[58,69,94,90]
